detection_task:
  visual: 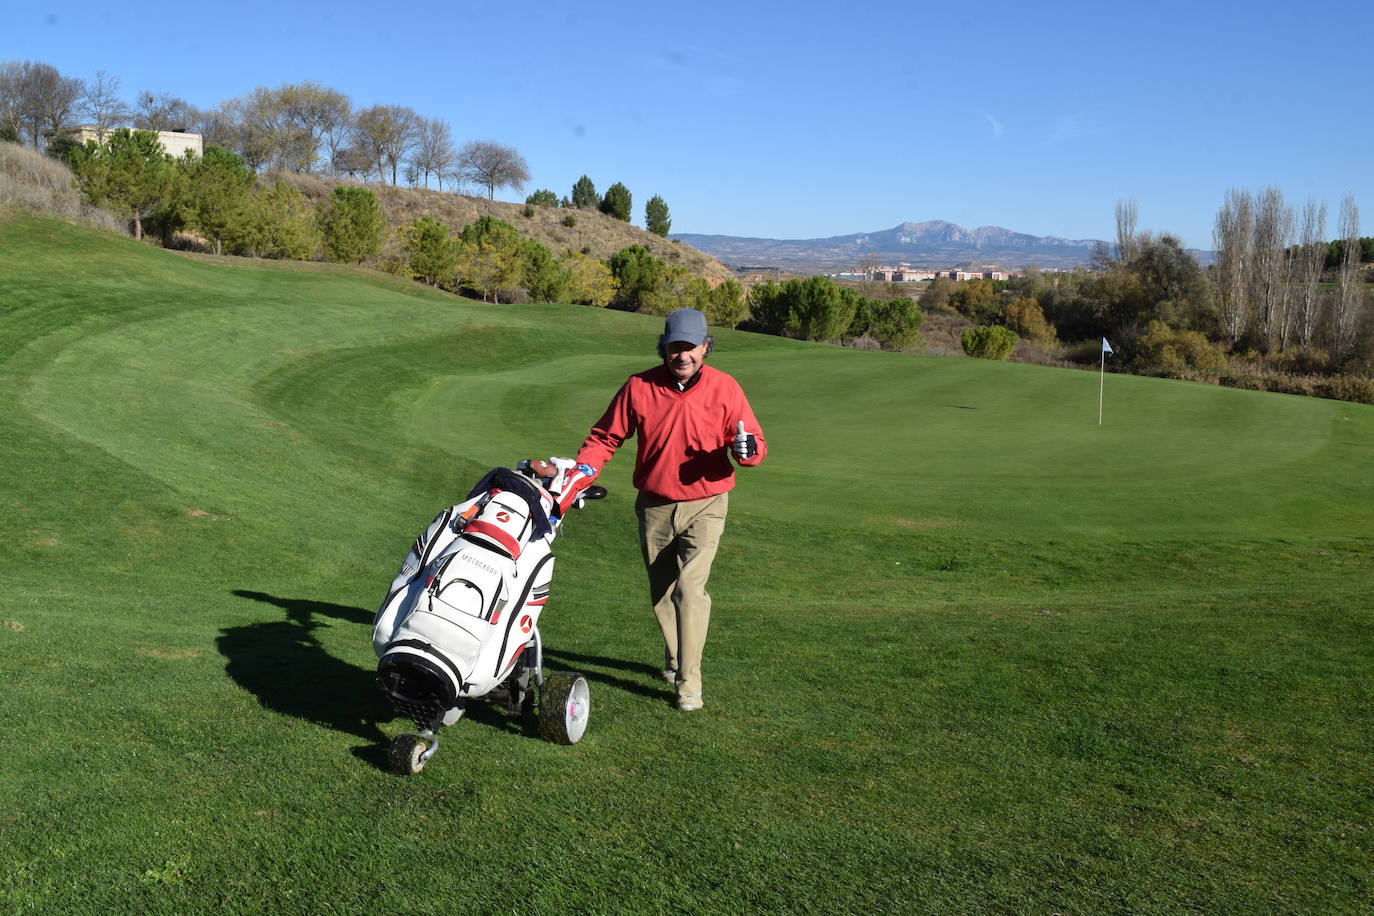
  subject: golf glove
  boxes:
[732,420,756,461]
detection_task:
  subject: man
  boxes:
[575,307,767,711]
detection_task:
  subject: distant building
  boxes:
[62,126,204,159]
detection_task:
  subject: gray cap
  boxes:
[661,308,708,346]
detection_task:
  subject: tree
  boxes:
[1250,186,1294,350]
[861,296,925,351]
[571,174,598,210]
[405,217,457,285]
[411,117,456,189]
[1114,198,1140,264]
[457,140,529,199]
[68,128,177,240]
[748,276,857,341]
[353,104,419,185]
[519,238,570,302]
[1294,199,1327,349]
[1332,194,1361,358]
[246,181,318,259]
[1213,188,1255,344]
[560,249,618,307]
[274,81,351,174]
[319,186,384,264]
[600,181,631,221]
[133,90,196,132]
[456,216,525,302]
[79,70,130,141]
[182,145,255,255]
[960,325,1017,360]
[526,188,558,206]
[608,244,666,310]
[645,194,671,237]
[9,61,83,148]
[702,279,747,328]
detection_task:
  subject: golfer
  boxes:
[575,307,767,711]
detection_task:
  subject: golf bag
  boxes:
[372,461,600,772]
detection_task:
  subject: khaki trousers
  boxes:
[636,491,728,699]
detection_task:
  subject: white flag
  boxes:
[1102,337,1113,355]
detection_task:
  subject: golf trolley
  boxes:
[371,459,603,775]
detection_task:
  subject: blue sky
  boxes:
[8,0,1372,249]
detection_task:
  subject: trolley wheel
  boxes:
[388,734,430,775]
[538,672,590,745]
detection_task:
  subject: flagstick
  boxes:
[1098,346,1105,426]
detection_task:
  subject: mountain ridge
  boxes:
[673,220,1115,271]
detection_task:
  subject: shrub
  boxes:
[561,213,576,228]
[521,204,535,219]
[560,249,618,307]
[961,325,1018,359]
[1005,297,1057,344]
[1137,319,1228,379]
[404,216,456,286]
[608,244,666,310]
[319,186,384,264]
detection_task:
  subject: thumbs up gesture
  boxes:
[732,420,757,462]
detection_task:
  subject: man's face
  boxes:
[663,339,707,382]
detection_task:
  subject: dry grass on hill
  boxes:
[0,143,123,232]
[268,172,733,284]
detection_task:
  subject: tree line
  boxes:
[920,192,1373,399]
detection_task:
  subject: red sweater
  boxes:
[576,364,767,501]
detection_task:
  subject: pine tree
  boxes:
[600,182,632,222]
[571,175,598,210]
[645,194,671,237]
[320,186,384,264]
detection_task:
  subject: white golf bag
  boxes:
[372,460,600,773]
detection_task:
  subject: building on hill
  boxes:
[57,126,204,159]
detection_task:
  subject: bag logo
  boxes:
[496,511,511,522]
[519,614,533,633]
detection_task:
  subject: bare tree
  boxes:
[1250,186,1294,351]
[134,90,196,132]
[1293,199,1327,350]
[80,70,131,140]
[411,117,457,190]
[275,81,350,173]
[0,61,23,141]
[353,105,419,185]
[1213,188,1254,344]
[12,61,83,148]
[1332,194,1361,358]
[1114,198,1140,265]
[457,140,530,199]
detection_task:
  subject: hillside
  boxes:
[270,171,734,284]
[1,212,1371,913]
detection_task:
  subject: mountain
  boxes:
[672,220,1107,272]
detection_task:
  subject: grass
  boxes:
[1,212,1371,914]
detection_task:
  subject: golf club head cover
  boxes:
[547,458,599,516]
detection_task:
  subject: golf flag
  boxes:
[1098,339,1111,425]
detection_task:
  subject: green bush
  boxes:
[525,188,558,207]
[561,213,576,228]
[748,276,857,342]
[319,186,383,264]
[961,325,1018,360]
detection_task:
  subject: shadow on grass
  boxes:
[219,590,394,766]
[542,648,665,701]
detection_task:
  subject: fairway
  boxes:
[2,214,1371,914]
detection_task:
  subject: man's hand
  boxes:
[732,420,757,461]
